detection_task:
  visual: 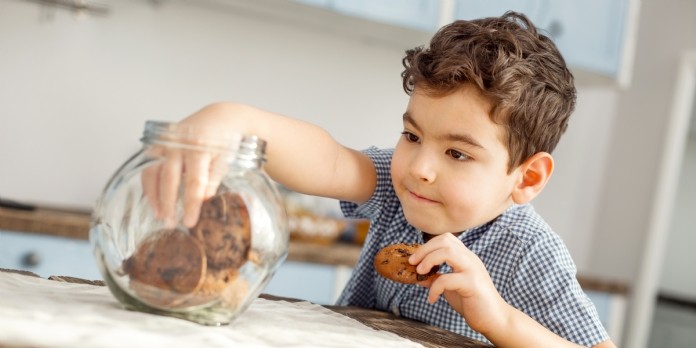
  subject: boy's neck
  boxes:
[422,231,462,242]
[422,232,436,242]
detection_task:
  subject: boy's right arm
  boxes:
[150,102,377,227]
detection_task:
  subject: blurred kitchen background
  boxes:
[1,0,695,347]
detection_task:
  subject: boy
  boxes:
[150,11,615,347]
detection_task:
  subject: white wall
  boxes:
[532,86,619,271]
[589,0,696,286]
[585,0,696,346]
[660,135,696,298]
[0,0,620,274]
[0,0,408,207]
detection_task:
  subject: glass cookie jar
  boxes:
[90,121,288,325]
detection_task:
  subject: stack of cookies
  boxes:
[123,192,252,309]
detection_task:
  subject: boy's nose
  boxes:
[409,150,437,183]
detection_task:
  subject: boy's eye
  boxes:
[401,131,420,143]
[446,149,470,161]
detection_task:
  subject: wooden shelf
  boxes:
[0,206,91,240]
[0,206,361,267]
[0,206,628,294]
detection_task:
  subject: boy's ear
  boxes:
[511,152,554,204]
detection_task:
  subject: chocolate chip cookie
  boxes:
[191,192,251,270]
[123,229,207,306]
[374,243,439,284]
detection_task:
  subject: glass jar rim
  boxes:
[141,121,267,164]
[142,121,242,152]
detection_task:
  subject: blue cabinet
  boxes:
[288,0,636,85]
[264,260,352,305]
[453,0,635,84]
[292,0,442,32]
[0,230,102,280]
[586,290,627,345]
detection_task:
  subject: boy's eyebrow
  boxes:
[402,113,484,149]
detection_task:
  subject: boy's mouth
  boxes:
[407,190,438,204]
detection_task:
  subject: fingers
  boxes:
[205,154,227,199]
[182,151,212,227]
[142,164,161,218]
[415,273,437,290]
[142,143,223,228]
[416,272,460,305]
[410,233,470,274]
[140,125,228,228]
[417,268,470,304]
[427,273,454,304]
[142,146,164,218]
[410,233,478,302]
[411,233,495,306]
[158,148,183,226]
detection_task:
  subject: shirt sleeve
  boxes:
[505,233,610,346]
[340,147,395,221]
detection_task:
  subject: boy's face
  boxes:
[391,84,521,235]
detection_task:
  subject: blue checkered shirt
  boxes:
[337,147,609,346]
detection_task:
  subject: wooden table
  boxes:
[325,304,492,348]
[0,268,491,348]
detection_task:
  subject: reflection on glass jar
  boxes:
[90,121,288,325]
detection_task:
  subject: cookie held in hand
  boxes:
[374,243,439,284]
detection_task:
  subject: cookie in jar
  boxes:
[90,121,288,325]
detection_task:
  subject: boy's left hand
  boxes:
[408,233,507,335]
[410,233,609,348]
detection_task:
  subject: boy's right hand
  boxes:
[141,104,250,228]
[141,138,228,228]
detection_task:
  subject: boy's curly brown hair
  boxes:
[401,11,576,172]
